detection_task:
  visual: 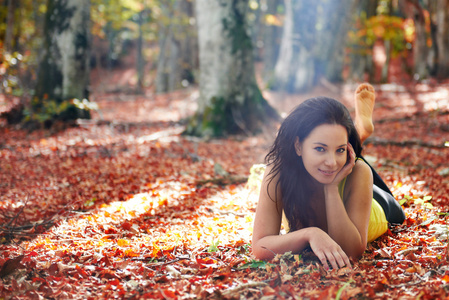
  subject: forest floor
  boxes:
[1,75,449,299]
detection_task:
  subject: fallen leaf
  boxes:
[0,255,25,278]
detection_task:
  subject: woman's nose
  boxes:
[324,154,337,167]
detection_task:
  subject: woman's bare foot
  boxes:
[354,83,375,144]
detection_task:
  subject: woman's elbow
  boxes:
[252,249,274,261]
[251,240,275,261]
[347,244,366,260]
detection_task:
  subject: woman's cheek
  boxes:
[340,155,348,167]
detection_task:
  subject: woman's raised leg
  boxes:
[354,83,375,144]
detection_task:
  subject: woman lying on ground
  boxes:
[252,83,405,270]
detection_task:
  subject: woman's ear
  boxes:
[294,137,302,156]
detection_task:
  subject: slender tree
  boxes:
[409,0,429,80]
[272,0,356,93]
[155,0,197,93]
[185,0,279,137]
[261,0,283,83]
[4,0,16,53]
[347,0,378,82]
[136,9,145,93]
[34,0,91,121]
[315,0,357,82]
[434,0,449,78]
[273,0,316,92]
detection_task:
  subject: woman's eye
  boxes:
[337,148,346,153]
[314,147,325,152]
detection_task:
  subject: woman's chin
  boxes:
[313,174,337,185]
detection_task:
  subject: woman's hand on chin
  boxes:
[307,227,351,270]
[329,143,356,186]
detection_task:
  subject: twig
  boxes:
[0,197,72,241]
[375,110,449,124]
[388,278,424,289]
[365,137,447,149]
[220,281,268,297]
[195,175,248,186]
[132,255,190,266]
[231,106,252,137]
[3,195,30,229]
[394,246,422,258]
[261,246,277,257]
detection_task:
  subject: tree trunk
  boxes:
[426,0,438,76]
[273,0,318,92]
[381,40,391,82]
[34,0,91,121]
[273,0,355,92]
[4,0,16,53]
[185,0,279,137]
[249,0,262,61]
[262,0,282,83]
[347,0,378,82]
[317,0,357,82]
[435,0,449,78]
[155,21,170,93]
[136,10,145,94]
[409,1,429,80]
[272,0,295,91]
[155,0,197,93]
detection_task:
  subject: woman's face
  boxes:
[295,124,348,185]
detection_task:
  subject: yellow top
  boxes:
[338,176,388,242]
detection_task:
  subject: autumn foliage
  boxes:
[1,84,449,299]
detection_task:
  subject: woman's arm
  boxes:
[252,165,351,269]
[324,157,373,258]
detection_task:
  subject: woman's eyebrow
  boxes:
[313,142,347,147]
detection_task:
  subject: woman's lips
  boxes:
[319,169,336,176]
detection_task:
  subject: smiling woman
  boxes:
[294,124,349,186]
[251,83,405,270]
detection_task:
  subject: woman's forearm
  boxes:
[324,185,365,258]
[252,227,315,260]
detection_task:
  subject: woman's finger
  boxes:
[348,143,356,162]
[326,253,339,270]
[334,250,351,269]
[340,250,352,268]
[316,251,330,270]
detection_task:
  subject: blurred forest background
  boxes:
[1,0,449,135]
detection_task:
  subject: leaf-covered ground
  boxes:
[1,83,449,299]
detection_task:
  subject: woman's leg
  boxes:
[354,83,375,144]
[354,85,406,224]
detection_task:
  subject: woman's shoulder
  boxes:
[259,163,283,214]
[342,158,374,204]
[354,158,371,172]
[346,158,373,188]
[261,164,281,193]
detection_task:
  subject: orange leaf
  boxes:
[117,239,130,247]
[124,249,139,257]
[161,289,177,299]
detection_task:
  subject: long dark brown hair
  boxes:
[265,97,362,231]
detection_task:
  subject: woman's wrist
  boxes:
[303,226,322,241]
[324,184,340,194]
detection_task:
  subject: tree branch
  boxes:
[195,175,248,186]
[365,137,447,149]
